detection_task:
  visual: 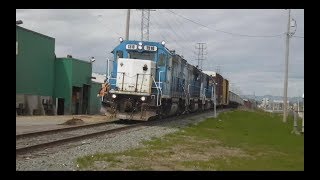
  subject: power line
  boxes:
[292,35,304,38]
[151,14,187,51]
[162,10,197,45]
[166,9,285,38]
[152,11,197,55]
[151,16,193,56]
[96,15,122,37]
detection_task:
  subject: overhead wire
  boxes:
[154,11,199,57]
[164,10,203,59]
[152,11,197,55]
[96,14,122,37]
[166,9,285,38]
[292,35,304,38]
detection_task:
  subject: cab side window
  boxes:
[158,53,166,66]
[116,51,123,60]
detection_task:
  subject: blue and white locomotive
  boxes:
[102,39,216,121]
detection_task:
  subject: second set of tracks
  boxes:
[16,120,144,156]
[16,109,229,156]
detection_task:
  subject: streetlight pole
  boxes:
[106,58,110,83]
[283,9,291,123]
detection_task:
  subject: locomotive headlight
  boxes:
[112,94,117,98]
[138,42,143,46]
[140,96,146,101]
[138,45,143,50]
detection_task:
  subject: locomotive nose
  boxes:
[124,100,133,112]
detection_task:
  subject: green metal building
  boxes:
[89,82,102,115]
[16,25,102,116]
[55,57,93,115]
[16,26,55,96]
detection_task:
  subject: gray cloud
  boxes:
[16,9,304,97]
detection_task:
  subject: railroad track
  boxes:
[16,108,231,156]
[16,120,119,139]
[16,123,141,155]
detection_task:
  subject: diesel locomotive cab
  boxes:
[102,40,165,121]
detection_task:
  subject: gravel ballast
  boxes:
[16,111,223,171]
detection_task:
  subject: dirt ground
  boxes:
[89,136,252,171]
[16,114,113,124]
[16,115,115,134]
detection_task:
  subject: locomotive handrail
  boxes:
[139,73,145,92]
[158,71,164,90]
[182,84,189,105]
[116,72,152,78]
[202,88,207,104]
[151,75,162,106]
[120,72,125,90]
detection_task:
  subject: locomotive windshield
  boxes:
[128,51,155,61]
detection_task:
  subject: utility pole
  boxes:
[214,82,217,118]
[283,9,291,123]
[301,93,304,133]
[137,9,155,41]
[125,9,131,40]
[195,43,206,70]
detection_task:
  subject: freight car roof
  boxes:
[202,71,217,77]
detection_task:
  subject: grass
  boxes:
[76,110,304,170]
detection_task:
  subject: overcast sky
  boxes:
[16,9,304,97]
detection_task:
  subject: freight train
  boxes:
[100,39,243,121]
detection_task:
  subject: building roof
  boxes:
[56,57,92,64]
[16,25,55,40]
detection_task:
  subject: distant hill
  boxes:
[241,95,304,103]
